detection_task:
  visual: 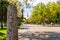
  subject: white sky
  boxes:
[18,0,57,18]
[19,0,57,6]
[33,0,57,6]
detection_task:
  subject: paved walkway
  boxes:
[18,24,60,40]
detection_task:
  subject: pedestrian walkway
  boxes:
[18,24,60,40]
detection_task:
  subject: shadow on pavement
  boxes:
[20,28,29,30]
[18,31,60,40]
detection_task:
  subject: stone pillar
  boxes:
[6,4,18,40]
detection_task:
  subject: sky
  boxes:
[18,0,57,18]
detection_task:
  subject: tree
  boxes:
[0,0,9,29]
[30,2,46,24]
[0,0,21,29]
[7,4,18,40]
[28,2,60,24]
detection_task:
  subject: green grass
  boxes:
[0,26,20,40]
[0,28,6,40]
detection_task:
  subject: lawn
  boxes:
[0,26,20,40]
[0,27,7,40]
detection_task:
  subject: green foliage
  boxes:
[0,0,9,22]
[0,0,9,29]
[26,2,60,24]
[0,0,21,29]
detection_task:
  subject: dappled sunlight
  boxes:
[18,31,60,40]
[0,0,60,40]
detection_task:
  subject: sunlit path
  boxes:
[18,24,60,40]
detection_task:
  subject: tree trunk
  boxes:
[6,4,18,40]
[1,21,3,29]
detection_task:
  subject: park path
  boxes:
[18,24,60,40]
